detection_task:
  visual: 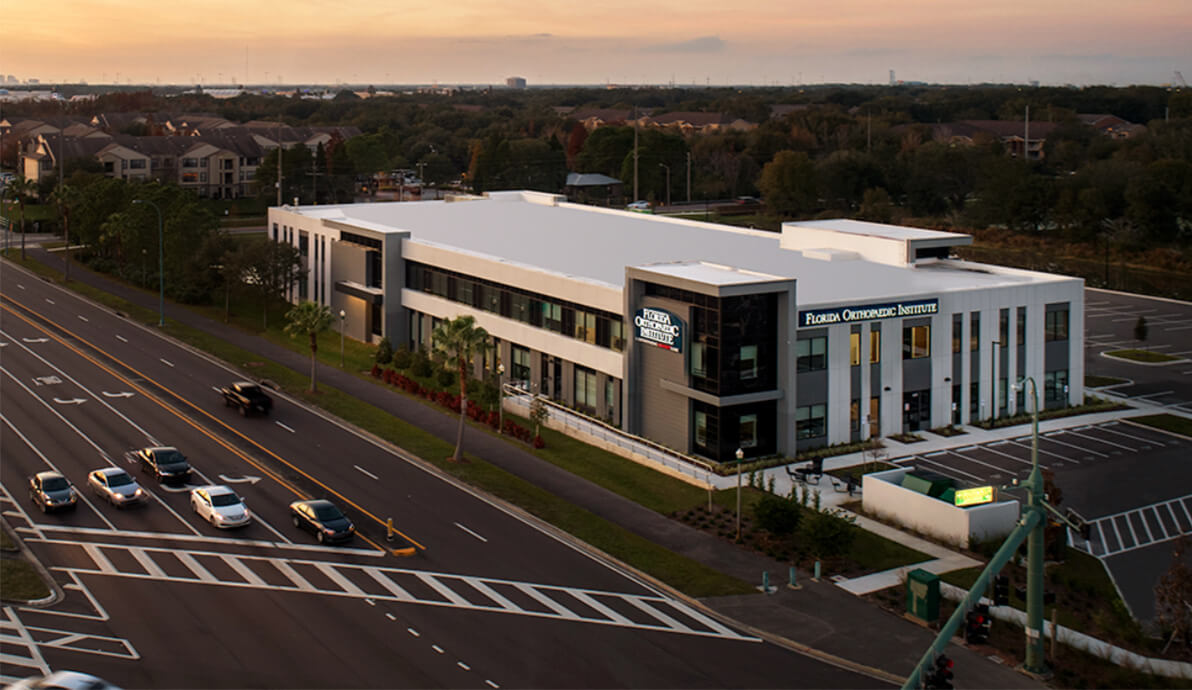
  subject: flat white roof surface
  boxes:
[291,194,1073,306]
[787,218,971,242]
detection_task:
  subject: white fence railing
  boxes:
[502,383,719,488]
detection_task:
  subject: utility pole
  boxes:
[686,151,692,203]
[632,106,639,202]
[275,122,283,207]
[1024,105,1031,161]
[416,161,427,185]
[306,162,323,205]
[59,122,69,280]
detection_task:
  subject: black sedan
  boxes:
[29,471,78,512]
[134,446,193,485]
[289,499,355,544]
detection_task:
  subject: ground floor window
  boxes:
[850,399,860,432]
[1044,369,1069,403]
[796,404,827,440]
[739,413,758,448]
[574,366,598,415]
[998,377,1008,416]
[970,382,980,419]
[511,345,531,383]
[869,397,880,437]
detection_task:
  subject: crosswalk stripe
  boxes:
[271,559,317,592]
[363,567,416,601]
[174,552,218,583]
[417,573,473,606]
[81,544,116,574]
[514,584,583,620]
[129,548,167,578]
[462,577,521,612]
[569,591,634,625]
[623,596,694,633]
[314,563,366,596]
[221,555,267,586]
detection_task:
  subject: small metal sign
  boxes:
[954,486,994,507]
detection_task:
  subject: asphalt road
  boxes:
[1084,288,1192,413]
[0,266,878,687]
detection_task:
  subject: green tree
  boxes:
[432,315,491,461]
[7,176,35,261]
[284,301,335,393]
[575,126,635,178]
[50,183,80,281]
[757,150,816,217]
[754,494,802,536]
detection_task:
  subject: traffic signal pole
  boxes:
[901,511,1041,689]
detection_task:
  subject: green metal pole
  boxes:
[1023,377,1048,675]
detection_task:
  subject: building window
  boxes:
[952,314,962,353]
[129,159,146,169]
[690,342,709,378]
[970,312,980,352]
[739,413,758,448]
[797,336,827,372]
[575,311,596,344]
[605,379,618,419]
[1045,370,1069,403]
[869,396,880,436]
[542,302,562,332]
[970,382,980,418]
[574,366,597,415]
[456,278,474,306]
[998,377,1008,415]
[182,158,198,168]
[796,404,827,440]
[999,308,1009,345]
[1045,309,1069,341]
[695,411,709,447]
[740,345,758,379]
[511,346,531,383]
[849,332,861,366]
[850,399,860,432]
[609,320,624,352]
[1017,307,1027,346]
[903,325,930,359]
[870,330,881,363]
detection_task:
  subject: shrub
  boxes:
[411,350,434,378]
[375,337,394,365]
[533,435,545,449]
[392,346,412,370]
[801,509,857,558]
[754,494,802,536]
[437,369,456,388]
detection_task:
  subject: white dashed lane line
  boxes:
[354,465,378,480]
[116,335,127,342]
[159,358,174,367]
[275,420,295,433]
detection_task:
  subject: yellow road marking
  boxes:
[0,296,424,554]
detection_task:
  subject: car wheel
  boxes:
[292,515,301,528]
[209,515,218,527]
[317,531,326,544]
[239,405,248,417]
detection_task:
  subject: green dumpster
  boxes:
[906,568,940,623]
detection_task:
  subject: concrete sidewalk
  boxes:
[10,248,1045,688]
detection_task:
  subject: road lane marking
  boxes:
[100,391,135,398]
[364,568,415,601]
[272,559,318,592]
[0,409,118,532]
[275,420,295,433]
[17,284,25,289]
[354,465,378,480]
[385,613,396,621]
[159,358,174,367]
[221,555,268,586]
[417,573,472,606]
[314,563,366,596]
[408,628,420,637]
[458,662,470,671]
[115,335,127,342]
[80,545,117,574]
[129,548,168,578]
[486,680,499,688]
[432,645,444,654]
[44,298,54,305]
[77,315,88,322]
[454,522,488,542]
[174,552,218,583]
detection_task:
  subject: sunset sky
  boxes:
[5,0,1190,86]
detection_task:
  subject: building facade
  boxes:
[268,192,1083,463]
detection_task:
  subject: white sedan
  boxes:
[190,485,252,528]
[87,467,147,507]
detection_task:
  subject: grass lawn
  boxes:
[0,527,14,551]
[1105,348,1180,363]
[1130,414,1192,438]
[1085,374,1127,387]
[0,558,51,602]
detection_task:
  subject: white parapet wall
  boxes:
[862,467,1020,548]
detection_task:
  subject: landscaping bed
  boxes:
[1105,348,1181,363]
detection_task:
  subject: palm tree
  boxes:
[8,177,34,261]
[51,183,78,281]
[284,301,334,393]
[432,315,490,462]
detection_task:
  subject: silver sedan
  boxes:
[87,467,147,507]
[190,485,252,528]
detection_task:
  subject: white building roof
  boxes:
[286,191,1075,308]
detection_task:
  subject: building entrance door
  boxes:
[541,356,562,401]
[903,389,931,432]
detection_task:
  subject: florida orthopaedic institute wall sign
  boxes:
[798,298,939,328]
[634,307,684,353]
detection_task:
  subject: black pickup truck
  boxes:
[220,381,273,416]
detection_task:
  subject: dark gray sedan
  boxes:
[29,471,78,512]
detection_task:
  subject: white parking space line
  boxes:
[1163,325,1192,332]
[80,544,117,574]
[1125,516,1141,546]
[976,443,1034,467]
[1111,520,1125,551]
[1007,438,1078,463]
[252,516,292,544]
[1031,433,1105,457]
[907,454,984,482]
[1099,424,1166,446]
[1140,510,1156,542]
[936,450,1015,479]
[1065,429,1143,452]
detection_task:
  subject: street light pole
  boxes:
[339,309,346,367]
[735,447,745,541]
[132,199,164,327]
[991,340,1001,421]
[1014,376,1048,675]
[497,362,506,435]
[659,163,670,208]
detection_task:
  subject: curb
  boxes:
[1099,351,1187,367]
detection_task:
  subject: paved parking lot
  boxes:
[1084,288,1192,414]
[891,419,1192,621]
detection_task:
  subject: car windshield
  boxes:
[211,493,240,507]
[156,449,187,465]
[239,385,262,395]
[107,472,133,487]
[42,477,68,491]
[314,504,344,521]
